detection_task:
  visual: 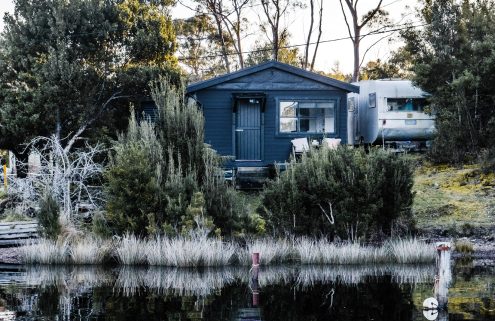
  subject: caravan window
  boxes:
[386,98,427,112]
[279,100,336,134]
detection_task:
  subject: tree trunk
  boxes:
[236,28,244,68]
[14,150,28,178]
[273,27,279,61]
[310,0,323,71]
[352,35,360,82]
[213,12,231,72]
[304,0,315,69]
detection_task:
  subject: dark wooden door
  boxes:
[235,99,261,160]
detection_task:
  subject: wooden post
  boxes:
[252,252,260,267]
[435,242,451,310]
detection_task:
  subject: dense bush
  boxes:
[261,147,414,240]
[38,190,61,240]
[401,0,495,165]
[104,80,257,237]
[104,116,167,236]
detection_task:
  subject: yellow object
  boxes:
[3,164,6,190]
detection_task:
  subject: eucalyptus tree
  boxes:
[259,0,304,61]
[0,0,179,166]
[401,0,495,164]
[175,14,227,79]
[338,0,389,82]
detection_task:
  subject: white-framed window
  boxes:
[279,100,336,134]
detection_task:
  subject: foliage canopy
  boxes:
[0,0,180,157]
[401,0,495,164]
[262,147,414,240]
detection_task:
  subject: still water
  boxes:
[0,261,492,320]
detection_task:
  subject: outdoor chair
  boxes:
[291,138,310,158]
[322,138,341,150]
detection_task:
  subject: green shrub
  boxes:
[38,190,61,240]
[105,80,252,237]
[104,115,165,236]
[262,147,414,240]
[454,239,474,256]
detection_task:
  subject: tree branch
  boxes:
[64,92,128,153]
[318,201,335,225]
[339,0,355,42]
[358,0,383,28]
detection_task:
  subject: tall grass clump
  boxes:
[105,79,257,237]
[239,238,293,265]
[20,239,68,264]
[295,238,388,264]
[116,234,146,265]
[454,239,474,256]
[69,237,110,264]
[388,239,436,263]
[145,235,237,267]
[262,147,414,240]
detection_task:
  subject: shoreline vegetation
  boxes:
[19,236,436,266]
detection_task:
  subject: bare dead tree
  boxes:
[9,136,104,225]
[338,0,386,82]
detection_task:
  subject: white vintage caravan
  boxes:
[347,80,435,147]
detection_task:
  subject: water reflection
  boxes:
[14,264,435,296]
[0,261,491,320]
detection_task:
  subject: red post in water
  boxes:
[252,252,260,266]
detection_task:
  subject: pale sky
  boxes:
[0,0,420,74]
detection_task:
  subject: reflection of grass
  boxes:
[20,239,68,264]
[413,162,495,231]
[14,264,435,298]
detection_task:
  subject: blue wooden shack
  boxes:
[186,61,359,169]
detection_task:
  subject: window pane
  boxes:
[299,102,317,108]
[279,100,336,133]
[324,108,335,133]
[280,118,297,132]
[387,98,426,112]
[316,101,335,109]
[280,101,297,117]
[300,108,327,118]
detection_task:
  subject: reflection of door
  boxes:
[235,99,261,160]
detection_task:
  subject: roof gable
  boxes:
[187,61,359,93]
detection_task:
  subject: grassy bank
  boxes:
[413,160,495,236]
[20,236,436,266]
